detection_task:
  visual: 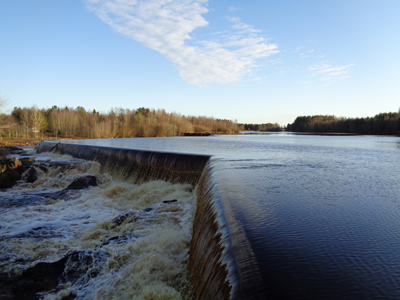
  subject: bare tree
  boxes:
[0,98,7,127]
[30,106,46,138]
[0,98,9,140]
[20,108,31,137]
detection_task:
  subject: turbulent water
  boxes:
[0,151,198,299]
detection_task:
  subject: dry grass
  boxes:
[0,137,44,147]
[0,135,79,147]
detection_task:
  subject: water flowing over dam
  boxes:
[35,141,238,299]
[36,142,210,186]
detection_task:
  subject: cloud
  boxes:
[309,63,354,82]
[228,6,242,12]
[86,0,279,86]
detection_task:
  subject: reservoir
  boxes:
[63,132,400,299]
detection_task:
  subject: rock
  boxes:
[0,194,46,209]
[3,146,23,151]
[20,157,35,164]
[0,157,35,189]
[0,157,21,173]
[102,232,138,245]
[9,157,22,169]
[24,167,38,183]
[163,199,178,203]
[0,256,68,300]
[62,250,108,285]
[0,250,108,300]
[0,167,28,189]
[0,146,23,158]
[66,176,97,190]
[111,210,137,226]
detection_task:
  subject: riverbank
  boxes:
[0,137,78,148]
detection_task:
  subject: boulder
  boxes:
[0,249,108,300]
[0,256,67,300]
[66,175,98,190]
[24,167,39,183]
[0,157,35,189]
[0,157,21,174]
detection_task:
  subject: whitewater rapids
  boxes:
[0,151,197,300]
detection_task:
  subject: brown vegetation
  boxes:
[1,105,241,145]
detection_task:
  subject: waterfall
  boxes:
[37,141,210,186]
[189,162,240,299]
[37,141,239,299]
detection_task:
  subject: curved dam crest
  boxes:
[36,141,241,300]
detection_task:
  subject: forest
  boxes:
[1,100,399,143]
[239,122,283,132]
[286,112,400,135]
[0,105,241,141]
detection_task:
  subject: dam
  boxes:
[35,141,236,300]
[2,133,400,299]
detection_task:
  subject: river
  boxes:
[65,132,400,299]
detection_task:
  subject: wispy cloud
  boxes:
[228,6,242,12]
[309,63,354,82]
[86,0,279,86]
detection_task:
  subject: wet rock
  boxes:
[20,157,35,165]
[102,232,138,245]
[0,157,21,173]
[0,146,24,159]
[111,210,137,226]
[0,194,46,209]
[0,167,29,189]
[0,250,108,300]
[37,164,48,173]
[62,250,108,285]
[0,168,22,189]
[24,167,38,183]
[66,176,98,190]
[163,199,178,203]
[0,256,68,300]
[0,157,35,189]
[2,146,23,152]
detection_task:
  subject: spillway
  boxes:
[36,141,238,300]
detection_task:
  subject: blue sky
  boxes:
[1,0,399,125]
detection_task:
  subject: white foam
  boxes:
[0,152,197,299]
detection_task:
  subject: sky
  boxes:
[0,0,399,125]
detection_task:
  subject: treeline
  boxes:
[286,112,400,135]
[1,105,240,139]
[239,123,283,132]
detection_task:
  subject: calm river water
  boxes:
[67,133,400,299]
